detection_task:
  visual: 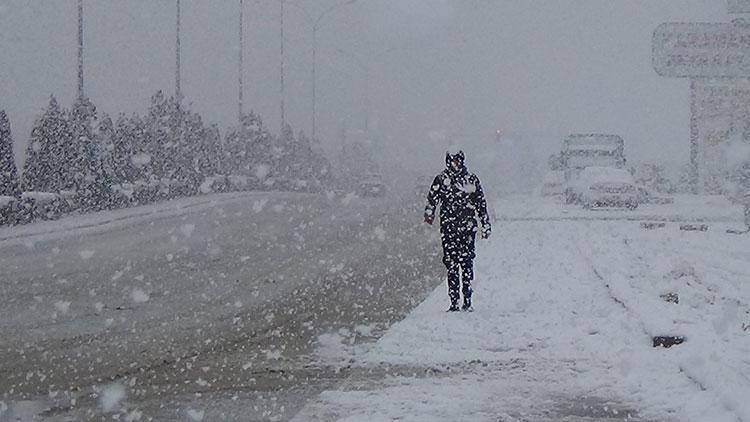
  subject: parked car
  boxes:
[566,166,638,209]
[358,173,386,197]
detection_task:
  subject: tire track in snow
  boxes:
[573,222,745,422]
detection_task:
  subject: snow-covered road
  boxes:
[0,191,443,421]
[293,197,750,422]
[1,193,749,421]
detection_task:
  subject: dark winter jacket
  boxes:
[424,158,491,237]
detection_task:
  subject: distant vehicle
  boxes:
[561,133,626,203]
[562,134,624,180]
[358,173,386,197]
[539,171,565,197]
[567,166,638,209]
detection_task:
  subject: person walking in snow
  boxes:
[424,149,491,312]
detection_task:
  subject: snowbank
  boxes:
[295,198,750,421]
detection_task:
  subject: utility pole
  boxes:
[279,0,286,133]
[175,0,182,103]
[312,25,317,139]
[238,0,244,122]
[77,0,84,101]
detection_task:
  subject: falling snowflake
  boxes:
[99,383,126,413]
[54,301,71,314]
[186,409,204,421]
[131,289,149,304]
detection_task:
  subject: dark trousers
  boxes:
[441,229,476,305]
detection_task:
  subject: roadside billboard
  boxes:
[653,22,750,78]
[729,0,750,14]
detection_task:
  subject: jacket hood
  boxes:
[445,150,467,174]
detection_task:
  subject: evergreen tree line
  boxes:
[0,91,334,222]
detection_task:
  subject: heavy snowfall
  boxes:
[1,1,750,421]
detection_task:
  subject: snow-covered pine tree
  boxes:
[67,97,97,187]
[144,91,173,182]
[275,123,297,187]
[110,115,133,185]
[223,112,272,187]
[293,130,313,181]
[97,113,115,183]
[197,123,222,179]
[0,110,20,197]
[243,113,272,183]
[69,97,112,211]
[223,119,249,176]
[245,113,273,187]
[22,96,69,192]
[305,133,334,190]
[222,128,243,176]
[174,110,205,195]
[94,112,120,209]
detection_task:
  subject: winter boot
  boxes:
[462,297,473,312]
[447,302,460,312]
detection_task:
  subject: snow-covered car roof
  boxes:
[564,133,623,147]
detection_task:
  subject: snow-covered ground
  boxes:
[1,193,748,421]
[492,194,742,222]
[0,189,443,421]
[0,191,305,247]
[294,195,750,422]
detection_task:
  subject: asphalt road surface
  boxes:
[0,190,443,421]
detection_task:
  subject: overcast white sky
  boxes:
[0,0,730,175]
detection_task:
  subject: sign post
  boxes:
[653,17,750,193]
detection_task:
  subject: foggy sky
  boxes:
[0,0,728,175]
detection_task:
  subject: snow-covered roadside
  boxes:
[580,221,750,420]
[293,198,750,422]
[0,191,312,248]
[494,194,742,222]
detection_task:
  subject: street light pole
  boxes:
[175,0,182,103]
[312,24,317,139]
[288,0,358,141]
[77,0,84,101]
[279,0,285,133]
[238,0,244,122]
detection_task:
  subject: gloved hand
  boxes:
[424,214,434,225]
[480,225,491,239]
